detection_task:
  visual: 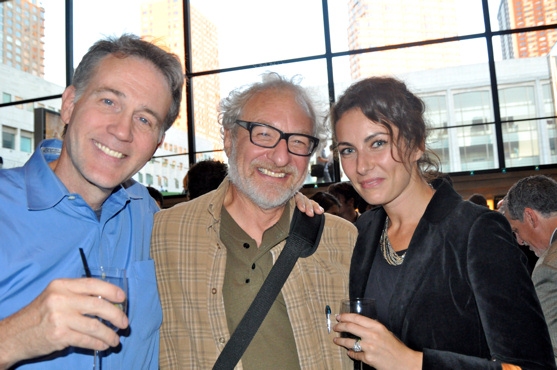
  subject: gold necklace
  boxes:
[380,216,406,266]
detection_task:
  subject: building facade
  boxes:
[498,0,557,59]
[0,0,62,169]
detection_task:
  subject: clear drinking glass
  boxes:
[86,267,128,370]
[339,298,377,370]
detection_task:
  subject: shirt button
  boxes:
[211,288,217,294]
[243,243,250,249]
[245,279,250,284]
[219,337,226,344]
[68,195,76,200]
[251,263,256,270]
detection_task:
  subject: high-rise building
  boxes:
[1,0,45,77]
[346,0,463,79]
[0,0,61,169]
[139,1,222,192]
[498,0,557,59]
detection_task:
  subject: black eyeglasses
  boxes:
[235,120,319,157]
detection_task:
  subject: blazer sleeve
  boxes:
[533,257,557,362]
[423,211,556,370]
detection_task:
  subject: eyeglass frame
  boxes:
[235,120,320,157]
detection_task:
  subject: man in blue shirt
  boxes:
[0,34,183,369]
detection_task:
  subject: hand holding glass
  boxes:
[85,267,128,369]
[339,298,376,338]
[339,298,376,369]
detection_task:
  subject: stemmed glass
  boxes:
[339,298,376,370]
[87,267,128,370]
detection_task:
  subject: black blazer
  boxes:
[351,179,555,369]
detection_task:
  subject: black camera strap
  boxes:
[212,208,325,370]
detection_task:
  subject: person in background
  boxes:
[183,159,228,200]
[0,34,184,369]
[147,186,164,208]
[498,196,538,275]
[330,76,554,369]
[328,181,367,222]
[151,72,357,369]
[503,175,557,364]
[310,191,341,216]
[315,144,335,183]
[467,193,488,208]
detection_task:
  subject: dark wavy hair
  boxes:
[185,159,228,200]
[330,76,440,181]
[310,191,341,213]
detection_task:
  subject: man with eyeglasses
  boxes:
[151,72,357,369]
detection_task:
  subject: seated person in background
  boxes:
[310,191,341,216]
[328,181,368,222]
[147,186,164,208]
[468,193,488,208]
[184,159,228,200]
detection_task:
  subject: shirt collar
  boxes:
[550,227,557,247]
[25,139,66,210]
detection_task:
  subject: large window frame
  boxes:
[1,0,557,182]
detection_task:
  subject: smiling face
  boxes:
[55,54,171,207]
[335,108,422,208]
[224,88,313,210]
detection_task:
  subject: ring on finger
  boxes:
[352,338,362,352]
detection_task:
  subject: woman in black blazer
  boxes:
[330,76,555,369]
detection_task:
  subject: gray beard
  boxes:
[227,143,301,210]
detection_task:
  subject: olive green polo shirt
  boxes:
[221,203,301,370]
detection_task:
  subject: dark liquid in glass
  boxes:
[340,332,358,339]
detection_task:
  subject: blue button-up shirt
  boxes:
[0,139,161,369]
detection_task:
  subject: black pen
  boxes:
[326,305,331,333]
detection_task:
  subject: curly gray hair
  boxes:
[218,71,328,147]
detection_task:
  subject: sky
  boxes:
[41,0,142,86]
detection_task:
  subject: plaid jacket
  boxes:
[151,178,357,369]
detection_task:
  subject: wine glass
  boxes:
[86,267,128,370]
[339,298,376,370]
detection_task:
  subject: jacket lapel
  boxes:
[387,179,462,333]
[350,208,385,299]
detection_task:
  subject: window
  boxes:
[20,130,32,153]
[2,127,16,149]
[0,0,556,183]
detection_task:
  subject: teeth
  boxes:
[259,168,285,178]
[95,141,124,159]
